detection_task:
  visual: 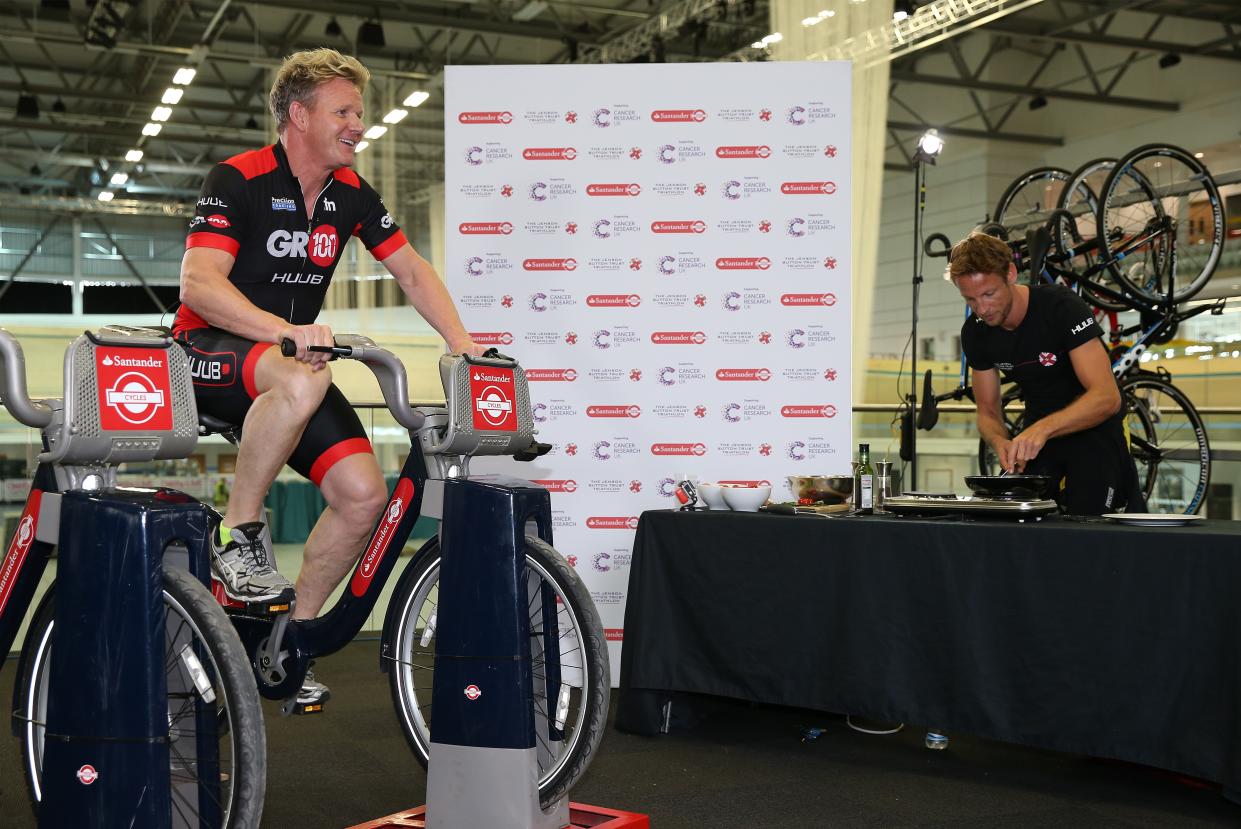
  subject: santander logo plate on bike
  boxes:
[350,478,416,597]
[471,367,518,432]
[95,347,174,430]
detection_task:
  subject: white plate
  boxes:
[1102,513,1205,527]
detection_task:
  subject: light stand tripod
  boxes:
[904,130,943,490]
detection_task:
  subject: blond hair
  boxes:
[269,48,370,132]
[948,230,1012,281]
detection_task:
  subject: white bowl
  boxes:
[721,484,771,512]
[697,483,727,510]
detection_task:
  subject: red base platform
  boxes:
[348,802,649,829]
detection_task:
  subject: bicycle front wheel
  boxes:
[1054,158,1131,312]
[1099,144,1224,303]
[13,565,266,828]
[387,535,610,808]
[994,166,1072,243]
[1122,374,1210,515]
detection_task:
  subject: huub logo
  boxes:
[1070,317,1095,335]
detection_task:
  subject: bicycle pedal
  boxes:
[211,580,294,617]
[281,697,327,717]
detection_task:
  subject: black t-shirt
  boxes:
[961,284,1116,423]
[174,142,406,335]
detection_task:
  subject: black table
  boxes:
[616,509,1241,795]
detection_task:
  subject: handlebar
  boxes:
[279,335,425,432]
[0,328,54,428]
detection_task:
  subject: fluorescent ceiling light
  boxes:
[403,90,430,108]
[382,108,408,124]
[142,122,162,136]
[97,190,115,202]
[109,172,129,186]
[511,1,547,21]
[162,88,184,105]
[151,106,173,122]
[125,149,144,162]
[363,125,388,140]
[172,67,196,85]
[355,141,370,152]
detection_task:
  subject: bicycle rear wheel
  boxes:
[1099,144,1224,304]
[994,166,1071,245]
[1121,374,1210,515]
[387,535,609,808]
[13,565,265,828]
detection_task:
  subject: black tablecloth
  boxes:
[617,510,1241,793]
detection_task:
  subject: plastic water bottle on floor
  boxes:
[925,730,949,750]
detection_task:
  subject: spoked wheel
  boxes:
[13,565,266,828]
[993,166,1072,245]
[387,535,610,808]
[1054,158,1131,312]
[1122,373,1210,515]
[1098,144,1224,304]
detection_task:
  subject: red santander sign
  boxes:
[458,111,512,124]
[533,479,579,493]
[522,147,577,160]
[781,405,839,418]
[716,257,771,270]
[650,109,707,122]
[781,293,837,306]
[586,517,641,529]
[650,443,707,456]
[586,295,641,307]
[716,145,771,159]
[715,368,772,381]
[586,183,641,196]
[459,222,513,235]
[587,405,641,418]
[650,331,707,345]
[781,181,838,195]
[651,221,706,234]
[526,368,577,382]
[523,258,577,271]
[469,332,515,345]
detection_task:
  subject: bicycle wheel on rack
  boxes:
[994,166,1072,246]
[13,565,266,829]
[1054,158,1131,312]
[1121,373,1210,515]
[1099,144,1224,304]
[387,534,610,809]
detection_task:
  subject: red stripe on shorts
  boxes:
[242,342,274,399]
[309,437,374,486]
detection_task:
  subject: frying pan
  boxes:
[964,474,1053,499]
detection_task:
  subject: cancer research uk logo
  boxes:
[785,103,838,125]
[96,349,173,430]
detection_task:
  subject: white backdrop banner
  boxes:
[444,62,852,684]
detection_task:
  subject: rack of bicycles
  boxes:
[922,143,1231,516]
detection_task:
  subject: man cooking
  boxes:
[949,230,1143,515]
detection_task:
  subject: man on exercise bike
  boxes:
[174,48,481,705]
[948,230,1142,515]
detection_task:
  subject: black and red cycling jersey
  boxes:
[173,141,407,336]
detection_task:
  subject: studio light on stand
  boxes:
[903,128,944,489]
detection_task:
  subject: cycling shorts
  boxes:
[176,327,372,486]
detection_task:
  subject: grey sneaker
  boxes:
[210,522,295,603]
[297,667,331,706]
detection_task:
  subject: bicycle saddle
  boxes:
[1024,225,1052,276]
[198,413,240,438]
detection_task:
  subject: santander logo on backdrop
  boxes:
[715,368,772,381]
[651,221,707,234]
[716,257,771,270]
[523,147,578,160]
[523,258,578,271]
[586,295,641,307]
[586,183,642,196]
[459,222,513,235]
[458,111,513,124]
[781,181,837,195]
[526,368,578,382]
[651,109,707,122]
[716,145,771,159]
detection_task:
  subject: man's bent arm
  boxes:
[973,368,1015,467]
[382,245,482,355]
[180,247,292,343]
